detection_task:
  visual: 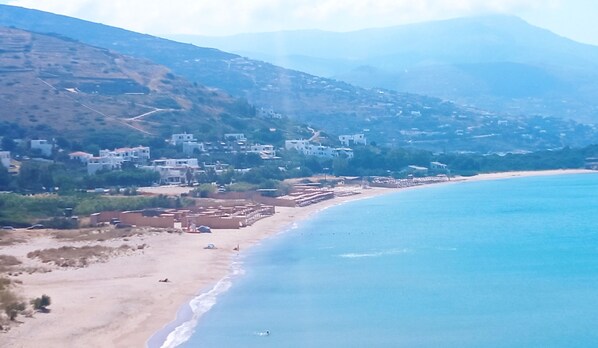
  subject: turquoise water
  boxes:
[178,174,598,347]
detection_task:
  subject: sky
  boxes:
[2,0,598,45]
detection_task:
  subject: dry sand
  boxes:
[1,169,594,347]
[1,187,389,348]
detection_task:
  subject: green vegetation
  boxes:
[0,193,191,227]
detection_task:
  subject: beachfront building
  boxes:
[430,161,448,171]
[339,134,367,147]
[0,151,10,168]
[143,158,200,185]
[404,165,429,176]
[30,139,53,157]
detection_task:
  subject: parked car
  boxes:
[26,224,45,230]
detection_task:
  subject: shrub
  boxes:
[31,294,51,312]
[1,289,25,320]
[5,301,25,320]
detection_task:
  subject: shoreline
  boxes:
[2,169,595,347]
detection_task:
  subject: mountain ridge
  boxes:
[176,14,598,123]
[1,6,597,152]
[0,24,291,148]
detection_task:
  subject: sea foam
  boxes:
[338,248,410,259]
[159,262,244,348]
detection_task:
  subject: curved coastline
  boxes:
[146,187,396,348]
[2,170,595,347]
[146,168,596,348]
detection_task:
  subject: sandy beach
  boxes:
[1,169,595,347]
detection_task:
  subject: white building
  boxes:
[285,140,310,152]
[144,158,200,184]
[404,165,429,176]
[285,140,353,159]
[171,133,196,146]
[339,134,367,147]
[87,156,124,175]
[182,142,205,156]
[247,144,276,159]
[430,161,448,171]
[99,146,150,164]
[224,133,246,141]
[69,151,93,163]
[30,139,53,157]
[0,151,10,168]
[151,158,199,167]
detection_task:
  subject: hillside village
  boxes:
[2,132,384,187]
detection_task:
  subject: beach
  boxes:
[1,169,594,347]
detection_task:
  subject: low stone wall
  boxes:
[89,211,120,225]
[119,211,175,229]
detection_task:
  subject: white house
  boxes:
[99,146,150,164]
[0,151,10,168]
[30,139,53,157]
[224,133,246,142]
[332,148,354,159]
[87,156,124,175]
[339,134,367,147]
[171,133,196,146]
[285,140,310,152]
[247,144,276,159]
[69,151,93,163]
[144,158,200,184]
[285,140,353,159]
[430,161,448,171]
[404,165,429,176]
[182,142,205,155]
[151,158,199,168]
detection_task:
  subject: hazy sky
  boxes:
[2,0,598,45]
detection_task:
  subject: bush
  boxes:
[5,301,25,320]
[190,184,216,198]
[1,289,25,320]
[42,217,79,230]
[31,294,51,312]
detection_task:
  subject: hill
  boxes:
[1,6,597,152]
[0,25,297,147]
[179,15,598,124]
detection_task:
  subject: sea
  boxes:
[162,173,598,348]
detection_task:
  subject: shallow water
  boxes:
[178,174,598,347]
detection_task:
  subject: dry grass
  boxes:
[0,279,23,330]
[52,226,176,242]
[0,277,11,291]
[0,255,21,268]
[52,228,139,242]
[0,255,22,273]
[0,231,26,246]
[26,245,134,268]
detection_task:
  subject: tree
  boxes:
[1,136,16,151]
[0,165,11,190]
